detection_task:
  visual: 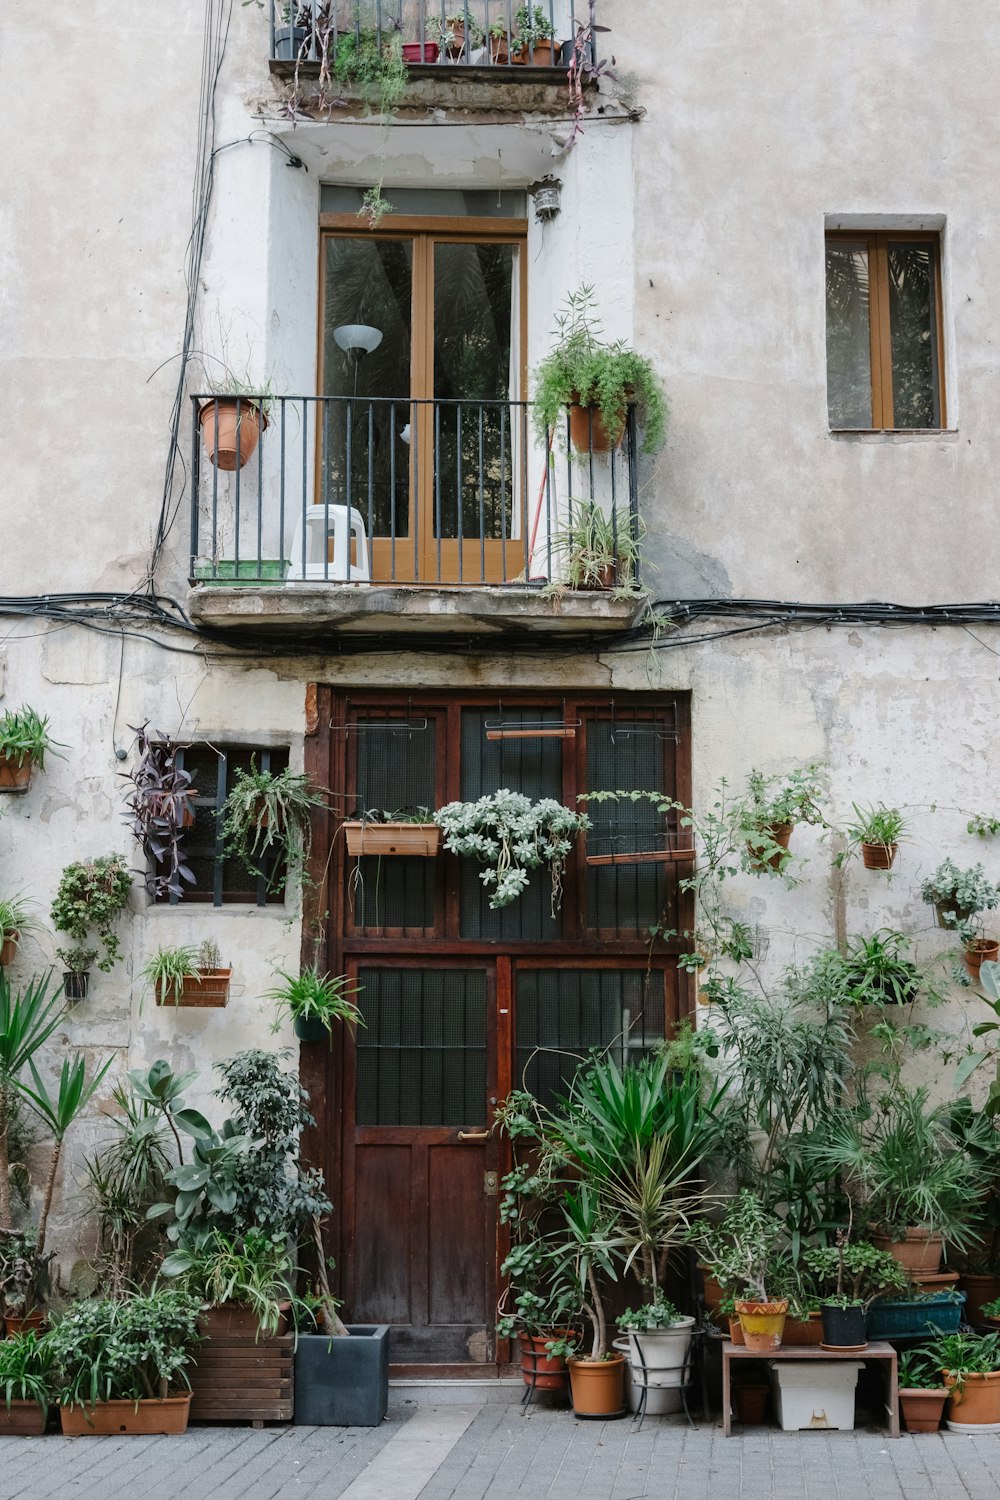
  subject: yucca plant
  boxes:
[0,973,64,1229]
[18,1052,115,1254]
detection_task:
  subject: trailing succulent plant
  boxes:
[434,790,590,912]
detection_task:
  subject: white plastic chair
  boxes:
[287,504,371,582]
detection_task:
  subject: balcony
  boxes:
[187,394,645,639]
[267,2,599,115]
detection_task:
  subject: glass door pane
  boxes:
[323,236,414,560]
[826,241,873,428]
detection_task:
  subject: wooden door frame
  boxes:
[318,219,529,582]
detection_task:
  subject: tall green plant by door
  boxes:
[0,974,64,1229]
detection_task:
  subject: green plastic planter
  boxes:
[193,559,290,585]
[868,1291,965,1339]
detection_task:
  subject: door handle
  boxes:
[457,1129,490,1142]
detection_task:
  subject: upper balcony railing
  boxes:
[268,1,595,71]
[189,394,639,593]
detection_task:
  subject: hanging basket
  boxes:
[155,969,232,1008]
[199,399,268,472]
[343,821,440,858]
[0,753,32,793]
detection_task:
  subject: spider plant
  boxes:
[222,763,326,892]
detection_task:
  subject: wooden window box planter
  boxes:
[343,821,440,858]
[59,1393,192,1436]
[155,968,232,1008]
[188,1333,293,1423]
[0,1402,46,1436]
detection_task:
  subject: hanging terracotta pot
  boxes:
[155,969,232,1009]
[747,823,793,872]
[862,841,897,870]
[0,932,18,967]
[567,392,626,453]
[199,399,268,471]
[0,754,32,793]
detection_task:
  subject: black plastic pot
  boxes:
[820,1302,867,1347]
[294,1325,389,1426]
[63,971,89,1001]
[273,25,308,60]
[293,1015,329,1042]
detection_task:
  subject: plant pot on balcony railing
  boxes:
[193,559,291,586]
[274,24,307,60]
[198,396,270,471]
[515,39,561,65]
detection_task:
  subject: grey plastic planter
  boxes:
[294,1324,389,1427]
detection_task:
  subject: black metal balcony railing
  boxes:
[268,2,595,70]
[189,394,639,591]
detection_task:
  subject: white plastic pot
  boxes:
[623,1317,695,1390]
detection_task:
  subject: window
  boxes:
[825,232,944,430]
[163,744,290,905]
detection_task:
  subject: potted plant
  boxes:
[838,929,922,1008]
[497,1276,577,1397]
[554,1188,626,1418]
[0,706,64,793]
[550,501,644,591]
[923,1330,1000,1430]
[0,895,39,968]
[838,802,906,871]
[0,972,64,1237]
[342,805,441,858]
[739,765,825,873]
[144,941,232,1008]
[0,1330,53,1435]
[427,12,483,59]
[617,1296,695,1398]
[47,1288,201,1435]
[488,17,511,62]
[897,1349,949,1433]
[434,789,590,913]
[688,1193,789,1352]
[807,1084,988,1276]
[122,724,197,902]
[274,1,309,60]
[222,761,325,892]
[803,1236,908,1348]
[162,1227,298,1338]
[921,859,999,932]
[513,4,558,64]
[533,286,667,456]
[55,946,97,1001]
[50,855,132,976]
[265,966,363,1042]
[198,376,274,472]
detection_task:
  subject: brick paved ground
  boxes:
[3,1405,1000,1499]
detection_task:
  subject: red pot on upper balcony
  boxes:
[199,398,269,471]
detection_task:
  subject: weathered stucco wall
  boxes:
[4,1,1000,1272]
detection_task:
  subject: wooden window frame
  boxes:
[826,230,946,431]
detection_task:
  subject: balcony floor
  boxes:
[187,581,646,638]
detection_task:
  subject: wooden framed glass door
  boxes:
[320,221,528,584]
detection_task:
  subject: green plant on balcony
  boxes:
[514,4,556,45]
[550,501,644,591]
[332,23,407,114]
[532,286,668,455]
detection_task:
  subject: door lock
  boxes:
[484,1171,498,1196]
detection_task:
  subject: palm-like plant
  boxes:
[0,974,64,1228]
[19,1053,114,1254]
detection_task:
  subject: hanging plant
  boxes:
[433,790,590,912]
[122,724,197,902]
[50,857,132,973]
[222,762,326,892]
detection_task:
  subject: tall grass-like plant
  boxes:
[0,973,64,1229]
[0,706,66,773]
[0,1330,53,1415]
[81,1080,175,1295]
[19,1053,114,1255]
[265,967,363,1035]
[161,1228,299,1338]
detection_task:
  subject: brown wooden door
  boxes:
[341,962,501,1367]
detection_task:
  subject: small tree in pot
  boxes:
[687,1193,790,1352]
[803,1233,908,1348]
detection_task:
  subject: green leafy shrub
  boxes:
[46,1287,201,1407]
[50,857,132,972]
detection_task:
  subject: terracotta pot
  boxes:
[199,399,267,472]
[747,823,793,872]
[909,1269,960,1293]
[727,1316,745,1346]
[567,396,625,454]
[781,1311,824,1346]
[735,1299,788,1352]
[0,754,32,793]
[900,1387,947,1433]
[198,1302,264,1338]
[517,39,560,65]
[944,1369,1000,1425]
[5,1312,45,1337]
[0,933,18,967]
[444,22,467,58]
[0,1400,45,1435]
[699,1266,723,1314]
[155,968,232,1009]
[577,562,617,592]
[519,1332,570,1392]
[959,1273,1000,1326]
[872,1228,943,1276]
[732,1380,769,1425]
[489,34,510,63]
[567,1353,626,1417]
[862,841,897,870]
[343,821,441,858]
[60,1393,191,1436]
[965,939,1000,980]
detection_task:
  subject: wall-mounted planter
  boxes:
[198,399,268,472]
[0,933,18,967]
[155,968,232,1009]
[862,841,897,870]
[293,1325,389,1427]
[59,1393,191,1436]
[294,1015,329,1043]
[747,823,793,872]
[586,847,695,867]
[0,755,32,794]
[965,939,1000,981]
[343,821,440,858]
[63,971,89,1002]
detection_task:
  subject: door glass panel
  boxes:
[433,242,518,544]
[355,969,487,1126]
[826,241,873,428]
[351,717,437,933]
[323,236,413,538]
[516,970,665,1109]
[887,242,940,428]
[458,707,563,941]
